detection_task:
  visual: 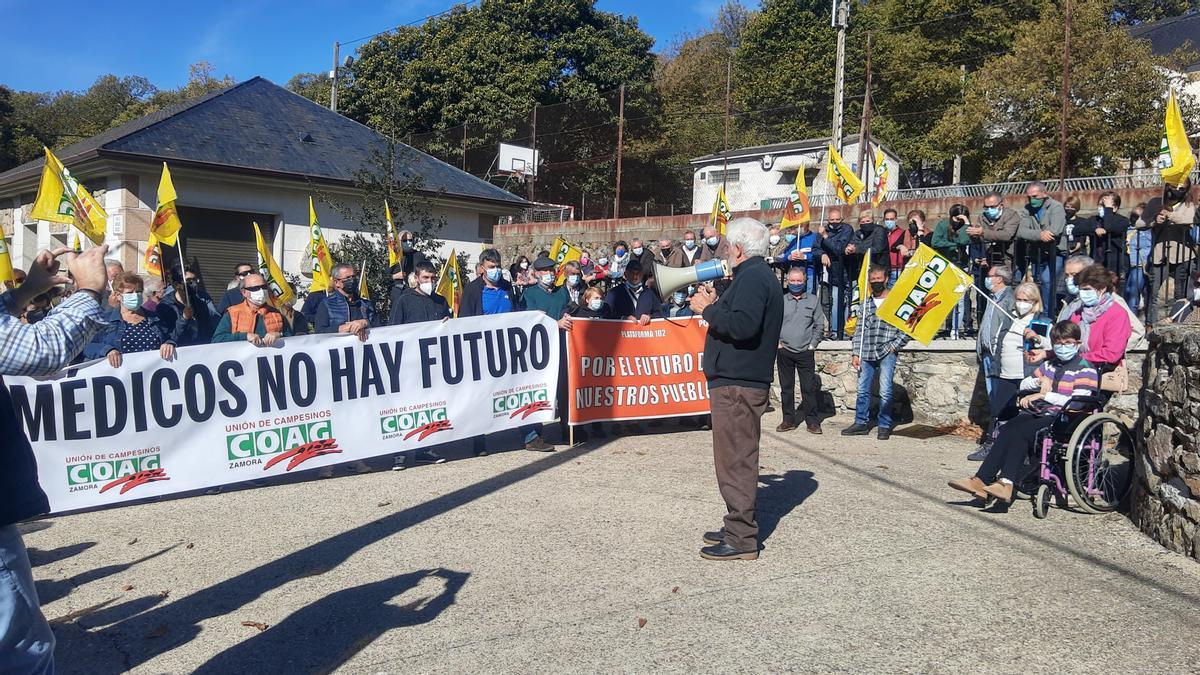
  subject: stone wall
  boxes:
[802,342,1143,428]
[1131,325,1200,562]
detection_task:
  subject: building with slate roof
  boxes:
[1127,12,1200,102]
[0,77,528,298]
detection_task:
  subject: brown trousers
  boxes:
[710,384,769,551]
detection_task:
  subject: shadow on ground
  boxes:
[758,470,819,545]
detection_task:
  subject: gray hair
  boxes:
[725,217,770,258]
[143,276,164,294]
[983,191,1003,203]
[1066,255,1094,268]
[990,265,1012,285]
[331,262,355,279]
[1027,180,1047,192]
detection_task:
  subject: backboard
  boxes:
[498,143,539,177]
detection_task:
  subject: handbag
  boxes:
[1100,363,1129,393]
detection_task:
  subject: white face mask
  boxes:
[769,234,781,246]
[588,298,603,311]
[1015,300,1034,316]
[632,247,644,256]
[248,289,267,306]
[567,274,579,286]
[419,281,434,295]
[540,273,554,286]
[597,257,609,266]
[1193,288,1200,303]
[520,262,529,270]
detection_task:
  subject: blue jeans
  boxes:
[1124,266,1147,315]
[855,352,897,429]
[0,525,55,674]
[981,355,994,397]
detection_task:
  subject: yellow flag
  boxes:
[711,186,732,235]
[435,249,463,317]
[876,244,973,345]
[30,147,107,244]
[826,144,865,204]
[144,232,163,277]
[550,236,583,286]
[72,232,82,253]
[0,236,14,288]
[845,248,871,337]
[780,169,812,228]
[871,147,889,208]
[253,222,295,306]
[308,197,335,293]
[384,201,399,268]
[151,163,183,246]
[1160,89,1196,187]
[359,258,372,301]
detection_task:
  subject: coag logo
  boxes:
[492,389,551,419]
[895,257,949,328]
[67,454,170,495]
[380,407,452,441]
[226,421,333,461]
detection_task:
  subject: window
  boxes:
[708,168,740,184]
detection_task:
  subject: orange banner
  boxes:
[567,317,711,424]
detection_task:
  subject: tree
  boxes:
[0,86,18,171]
[1110,0,1198,24]
[287,72,332,109]
[931,0,1199,180]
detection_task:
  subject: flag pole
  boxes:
[174,241,190,308]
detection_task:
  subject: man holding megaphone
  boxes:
[688,218,783,561]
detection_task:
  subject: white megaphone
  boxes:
[655,259,730,301]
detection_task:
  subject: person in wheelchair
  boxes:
[948,321,1099,504]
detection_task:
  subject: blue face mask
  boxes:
[1054,344,1079,362]
[1097,206,1106,218]
[684,239,697,249]
[1065,277,1079,296]
[1078,288,1100,307]
[787,283,805,294]
[706,237,719,247]
[785,233,796,243]
[402,240,413,252]
[485,267,502,283]
[615,248,627,257]
[672,292,686,305]
[983,206,1000,220]
[984,276,995,292]
[122,292,142,310]
[884,219,897,230]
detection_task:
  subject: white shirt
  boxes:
[999,314,1033,379]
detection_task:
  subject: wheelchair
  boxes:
[1017,394,1135,519]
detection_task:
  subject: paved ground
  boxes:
[25,415,1200,673]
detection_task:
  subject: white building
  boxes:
[0,77,527,299]
[1129,12,1200,104]
[690,135,902,215]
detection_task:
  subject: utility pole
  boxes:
[953,64,966,184]
[722,56,732,190]
[528,106,537,202]
[831,0,850,154]
[329,41,340,113]
[461,123,468,170]
[614,84,625,218]
[856,32,873,192]
[1057,0,1073,197]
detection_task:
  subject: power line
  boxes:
[340,0,481,46]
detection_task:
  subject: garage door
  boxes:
[173,205,276,300]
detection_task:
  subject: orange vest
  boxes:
[227,301,284,335]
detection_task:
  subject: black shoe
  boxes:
[699,542,758,561]
[702,529,724,545]
[391,456,407,471]
[967,446,990,462]
[776,421,797,432]
[841,424,871,436]
[413,450,446,465]
[877,427,892,440]
[525,437,555,452]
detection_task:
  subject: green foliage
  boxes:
[286,72,332,109]
[1110,0,1199,24]
[931,0,1199,180]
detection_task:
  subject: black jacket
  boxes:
[390,287,451,325]
[853,222,890,276]
[458,276,518,317]
[216,286,244,315]
[701,256,784,390]
[1074,211,1131,271]
[604,283,661,320]
[388,250,428,311]
[818,223,855,285]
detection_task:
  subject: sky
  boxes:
[0,0,720,93]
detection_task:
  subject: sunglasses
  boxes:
[244,284,268,292]
[236,270,252,277]
[336,277,355,283]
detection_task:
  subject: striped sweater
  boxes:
[1021,355,1099,411]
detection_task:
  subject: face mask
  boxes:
[1028,197,1044,209]
[984,276,995,292]
[598,257,609,266]
[1054,344,1079,362]
[1065,277,1078,296]
[828,221,842,229]
[706,237,719,247]
[628,280,643,291]
[1065,208,1078,218]
[870,281,886,295]
[615,248,627,257]
[580,256,590,265]
[1078,288,1100,307]
[343,278,359,295]
[485,267,502,283]
[588,298,603,311]
[122,292,142,310]
[520,261,529,270]
[632,247,643,256]
[787,283,805,294]
[884,219,897,231]
[769,235,781,246]
[684,240,697,249]
[785,233,796,243]
[567,274,579,286]
[983,206,1000,220]
[672,292,686,305]
[1016,300,1034,316]
[248,289,267,305]
[540,273,554,286]
[402,241,414,252]
[419,281,434,295]
[1098,206,1107,218]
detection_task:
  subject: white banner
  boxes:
[9,312,561,514]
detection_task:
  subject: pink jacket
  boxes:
[1071,303,1132,367]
